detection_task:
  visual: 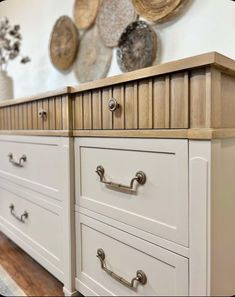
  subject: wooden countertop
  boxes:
[1,51,235,108]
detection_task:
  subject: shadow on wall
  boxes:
[151,0,194,64]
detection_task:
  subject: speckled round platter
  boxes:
[75,26,112,83]
[97,0,138,48]
[50,16,79,71]
[74,0,100,29]
[117,20,158,72]
[132,0,186,22]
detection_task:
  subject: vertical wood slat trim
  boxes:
[8,107,11,130]
[170,71,189,128]
[32,101,38,130]
[102,88,112,129]
[190,68,208,128]
[113,85,125,129]
[27,102,33,130]
[92,90,102,129]
[72,96,76,131]
[43,99,49,130]
[62,95,72,130]
[138,79,152,129]
[37,100,44,130]
[55,96,62,130]
[153,75,170,129]
[49,98,56,130]
[0,108,3,129]
[83,92,92,130]
[23,104,28,130]
[165,76,170,128]
[18,104,23,130]
[15,105,19,130]
[210,67,222,128]
[74,93,83,130]
[125,82,138,130]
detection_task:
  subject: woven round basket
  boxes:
[75,26,112,83]
[97,0,137,48]
[50,16,79,71]
[117,20,158,73]
[74,0,100,29]
[132,0,186,22]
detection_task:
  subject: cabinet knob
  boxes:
[38,109,47,119]
[108,98,119,112]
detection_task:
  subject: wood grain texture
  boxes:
[92,90,102,129]
[170,72,189,128]
[83,92,92,130]
[102,87,113,129]
[113,85,125,129]
[190,68,208,128]
[125,82,138,129]
[153,76,170,128]
[2,53,235,138]
[138,79,153,128]
[0,232,63,297]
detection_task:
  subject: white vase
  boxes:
[0,70,14,101]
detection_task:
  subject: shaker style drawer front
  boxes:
[76,214,189,296]
[0,135,66,200]
[0,183,63,271]
[75,138,189,246]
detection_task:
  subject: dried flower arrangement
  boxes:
[0,17,30,71]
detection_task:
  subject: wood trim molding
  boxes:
[1,52,235,139]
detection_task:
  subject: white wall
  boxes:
[0,0,235,99]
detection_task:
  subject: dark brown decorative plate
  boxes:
[97,0,137,48]
[132,0,186,22]
[74,0,100,29]
[50,16,79,71]
[75,26,112,83]
[117,20,158,73]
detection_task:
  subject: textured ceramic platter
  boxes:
[97,0,137,48]
[50,16,79,71]
[117,20,158,72]
[74,0,100,29]
[132,0,186,22]
[75,26,112,83]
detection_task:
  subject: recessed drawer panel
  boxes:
[0,135,66,201]
[75,138,188,246]
[0,181,63,273]
[76,213,189,296]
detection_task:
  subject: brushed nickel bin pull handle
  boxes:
[8,153,27,167]
[97,249,147,289]
[9,204,29,223]
[96,165,146,192]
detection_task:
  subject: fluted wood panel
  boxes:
[72,72,190,131]
[153,76,170,128]
[170,72,189,128]
[0,95,68,131]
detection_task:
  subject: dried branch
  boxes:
[0,17,30,71]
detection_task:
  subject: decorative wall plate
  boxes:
[74,0,100,29]
[117,21,158,73]
[50,16,79,71]
[97,0,137,48]
[132,0,186,22]
[75,26,112,83]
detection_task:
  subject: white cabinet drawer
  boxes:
[0,180,63,279]
[0,135,67,201]
[75,138,188,246]
[76,213,189,296]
